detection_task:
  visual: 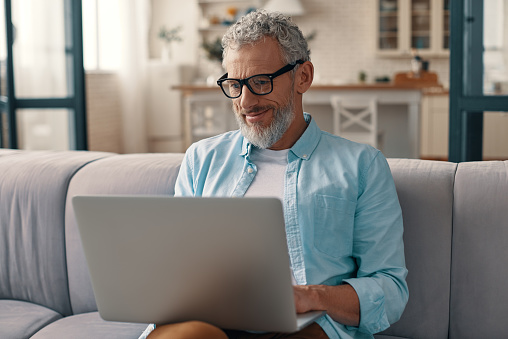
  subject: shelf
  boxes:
[411,10,431,15]
[199,25,230,33]
[412,31,431,36]
[379,11,398,16]
[198,0,259,36]
[198,0,251,4]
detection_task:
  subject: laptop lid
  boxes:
[72,195,324,332]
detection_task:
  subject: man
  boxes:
[147,9,408,339]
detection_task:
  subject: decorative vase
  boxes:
[161,43,172,62]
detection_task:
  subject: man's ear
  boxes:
[295,61,314,94]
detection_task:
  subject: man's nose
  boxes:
[238,84,259,110]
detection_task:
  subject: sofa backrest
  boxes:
[64,153,184,315]
[4,149,507,337]
[449,161,508,339]
[0,150,112,316]
[377,159,458,339]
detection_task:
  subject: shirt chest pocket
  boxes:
[314,194,356,258]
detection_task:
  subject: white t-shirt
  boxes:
[244,147,297,285]
[244,147,289,200]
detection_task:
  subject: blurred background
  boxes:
[0,0,507,160]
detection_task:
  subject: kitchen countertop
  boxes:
[174,82,435,158]
[173,82,448,94]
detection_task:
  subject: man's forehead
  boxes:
[224,38,284,74]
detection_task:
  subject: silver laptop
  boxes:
[72,195,325,332]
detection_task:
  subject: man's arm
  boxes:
[295,152,408,334]
[293,284,360,327]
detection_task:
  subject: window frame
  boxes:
[0,0,87,150]
[448,0,508,162]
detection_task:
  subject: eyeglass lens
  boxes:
[223,75,272,98]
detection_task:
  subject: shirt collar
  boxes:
[240,136,251,157]
[240,113,321,161]
[290,113,320,161]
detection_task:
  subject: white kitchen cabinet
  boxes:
[420,93,449,159]
[483,112,508,160]
[420,94,508,160]
[377,0,450,57]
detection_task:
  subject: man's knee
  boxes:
[147,320,228,339]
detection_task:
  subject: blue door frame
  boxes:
[449,0,508,162]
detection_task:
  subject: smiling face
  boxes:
[224,37,308,150]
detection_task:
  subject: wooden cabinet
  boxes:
[377,0,450,57]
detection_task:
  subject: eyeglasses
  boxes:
[217,60,304,99]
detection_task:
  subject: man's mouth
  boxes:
[243,108,271,124]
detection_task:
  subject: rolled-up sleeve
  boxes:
[343,152,409,334]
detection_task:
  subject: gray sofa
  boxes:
[1,149,507,338]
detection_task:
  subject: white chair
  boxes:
[184,95,236,147]
[330,95,381,149]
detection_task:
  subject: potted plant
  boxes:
[158,25,183,61]
[201,37,223,64]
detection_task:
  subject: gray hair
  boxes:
[222,9,310,67]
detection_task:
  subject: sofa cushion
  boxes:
[65,153,185,314]
[449,161,508,339]
[0,148,23,157]
[0,299,62,339]
[0,151,113,316]
[376,159,457,339]
[30,311,147,339]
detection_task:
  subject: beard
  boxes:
[233,91,295,149]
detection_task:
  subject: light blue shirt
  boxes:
[175,113,408,338]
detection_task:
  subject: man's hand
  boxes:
[293,285,320,314]
[293,284,360,327]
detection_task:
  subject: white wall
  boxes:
[149,0,450,87]
[295,1,449,86]
[149,0,199,80]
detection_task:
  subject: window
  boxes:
[0,0,87,150]
[82,0,121,71]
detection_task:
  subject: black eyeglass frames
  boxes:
[217,60,304,99]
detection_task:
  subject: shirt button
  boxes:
[302,154,308,159]
[247,167,253,174]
